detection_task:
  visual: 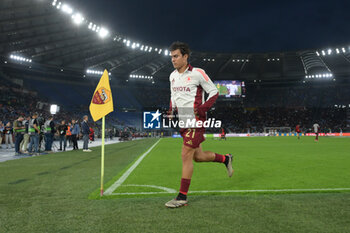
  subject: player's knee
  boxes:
[193,156,202,162]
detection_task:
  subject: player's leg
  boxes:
[165,144,195,208]
[193,144,233,177]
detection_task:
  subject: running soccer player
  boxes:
[295,124,301,139]
[165,42,234,208]
[313,123,320,141]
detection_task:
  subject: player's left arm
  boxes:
[195,68,219,114]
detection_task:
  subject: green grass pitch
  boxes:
[107,136,350,196]
[1,137,350,232]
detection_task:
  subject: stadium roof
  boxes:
[1,0,350,84]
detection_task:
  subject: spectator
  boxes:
[5,122,14,149]
[89,127,95,142]
[13,116,25,155]
[20,116,31,154]
[82,115,91,152]
[71,119,80,150]
[57,120,68,151]
[0,121,4,148]
[44,116,55,152]
[28,112,40,155]
[66,122,72,148]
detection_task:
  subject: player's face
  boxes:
[171,49,188,70]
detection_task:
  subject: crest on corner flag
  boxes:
[89,70,114,121]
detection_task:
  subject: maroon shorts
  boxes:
[180,128,205,149]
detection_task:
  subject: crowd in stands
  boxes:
[210,105,347,133]
[0,78,141,155]
[1,73,349,151]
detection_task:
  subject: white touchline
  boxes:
[110,187,350,196]
[104,139,161,195]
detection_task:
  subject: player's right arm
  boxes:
[168,74,176,119]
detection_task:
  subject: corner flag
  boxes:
[89,69,113,196]
[89,70,114,122]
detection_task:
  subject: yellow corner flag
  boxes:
[89,69,113,196]
[89,70,114,122]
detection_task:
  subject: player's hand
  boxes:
[194,105,206,118]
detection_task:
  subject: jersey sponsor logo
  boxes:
[92,87,111,105]
[172,86,191,92]
[143,110,161,129]
[186,140,193,145]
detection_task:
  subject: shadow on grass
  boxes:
[8,179,29,185]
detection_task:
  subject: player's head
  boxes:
[169,41,190,70]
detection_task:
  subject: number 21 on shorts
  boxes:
[185,129,195,138]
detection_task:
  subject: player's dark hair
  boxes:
[169,41,191,57]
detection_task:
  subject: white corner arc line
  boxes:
[123,184,177,193]
[104,139,161,195]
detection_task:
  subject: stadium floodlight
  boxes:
[316,51,320,56]
[136,43,140,47]
[56,2,62,9]
[99,27,109,38]
[52,0,57,6]
[144,46,148,51]
[149,47,152,52]
[72,13,84,25]
[164,50,169,56]
[158,49,162,54]
[232,59,235,62]
[267,59,270,61]
[321,50,326,56]
[50,104,59,115]
[131,43,136,49]
[342,47,346,53]
[61,4,73,14]
[155,48,158,51]
[336,48,340,54]
[212,59,215,61]
[327,49,332,55]
[10,54,32,63]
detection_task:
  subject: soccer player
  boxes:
[295,124,301,139]
[313,122,320,141]
[220,127,226,140]
[165,42,234,208]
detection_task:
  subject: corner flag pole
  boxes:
[100,116,105,196]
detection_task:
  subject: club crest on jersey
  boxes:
[92,87,111,105]
[186,77,191,83]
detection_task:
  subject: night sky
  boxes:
[69,0,350,53]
